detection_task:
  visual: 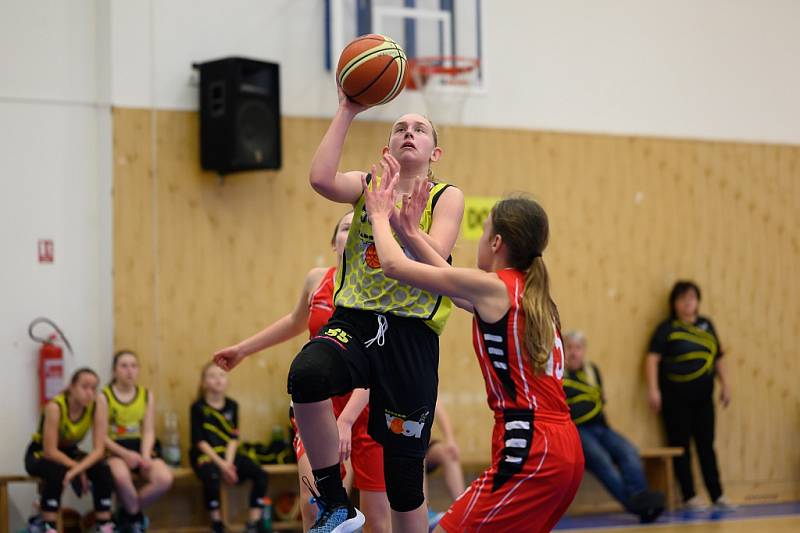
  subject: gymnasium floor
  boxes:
[555,502,800,532]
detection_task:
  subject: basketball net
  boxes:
[408,57,480,127]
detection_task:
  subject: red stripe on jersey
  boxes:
[509,275,534,410]
[307,267,336,338]
[471,269,569,416]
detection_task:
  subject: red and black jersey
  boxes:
[307,267,336,338]
[439,269,583,530]
[472,269,569,416]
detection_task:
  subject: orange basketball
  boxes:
[337,34,408,107]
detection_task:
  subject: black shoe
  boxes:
[630,490,665,524]
[210,521,226,533]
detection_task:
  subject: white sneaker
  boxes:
[683,496,709,512]
[713,495,738,512]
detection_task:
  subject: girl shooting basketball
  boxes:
[363,175,584,532]
[214,212,391,533]
[286,86,464,533]
[98,351,174,532]
[24,368,115,533]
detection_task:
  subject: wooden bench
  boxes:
[2,464,301,533]
[639,446,683,511]
[456,446,684,514]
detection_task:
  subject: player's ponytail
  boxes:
[491,197,559,373]
[521,257,558,373]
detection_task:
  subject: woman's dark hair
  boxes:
[111,350,138,384]
[669,280,701,318]
[70,367,99,385]
[64,367,99,397]
[330,210,354,246]
[491,196,559,373]
[113,350,137,368]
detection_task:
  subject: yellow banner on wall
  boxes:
[461,196,500,241]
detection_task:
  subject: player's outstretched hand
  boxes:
[336,419,353,463]
[337,85,369,115]
[397,176,430,237]
[213,345,246,372]
[362,164,398,220]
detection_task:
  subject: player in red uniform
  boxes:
[214,211,389,532]
[363,173,584,532]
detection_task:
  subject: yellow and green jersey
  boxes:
[102,384,148,441]
[190,397,239,464]
[563,364,607,426]
[649,316,722,385]
[30,392,94,455]
[334,176,454,335]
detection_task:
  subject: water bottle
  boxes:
[261,497,273,532]
[163,411,182,466]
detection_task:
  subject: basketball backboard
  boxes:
[326,0,486,94]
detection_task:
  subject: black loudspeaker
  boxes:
[196,57,281,174]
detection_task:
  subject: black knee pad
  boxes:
[88,461,114,511]
[287,341,352,403]
[383,452,425,512]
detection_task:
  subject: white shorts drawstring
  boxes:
[364,314,389,348]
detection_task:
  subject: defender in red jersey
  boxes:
[364,177,584,533]
[213,212,389,533]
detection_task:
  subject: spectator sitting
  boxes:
[563,330,665,523]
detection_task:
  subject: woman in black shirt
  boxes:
[191,362,269,533]
[645,281,733,512]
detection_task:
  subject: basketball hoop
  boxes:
[408,56,480,126]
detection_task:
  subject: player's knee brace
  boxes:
[383,453,425,512]
[287,346,333,403]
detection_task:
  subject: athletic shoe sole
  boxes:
[331,508,365,533]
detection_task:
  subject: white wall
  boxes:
[109,0,800,144]
[0,1,112,529]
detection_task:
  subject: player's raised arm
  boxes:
[309,88,367,204]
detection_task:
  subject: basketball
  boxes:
[336,34,408,107]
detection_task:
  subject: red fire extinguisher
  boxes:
[28,318,73,406]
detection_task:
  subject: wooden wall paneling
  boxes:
[112,108,158,387]
[113,109,800,501]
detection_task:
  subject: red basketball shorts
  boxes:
[439,412,584,532]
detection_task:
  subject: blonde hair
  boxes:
[490,197,559,373]
[196,361,219,401]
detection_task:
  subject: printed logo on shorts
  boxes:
[385,408,430,438]
[323,327,351,344]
